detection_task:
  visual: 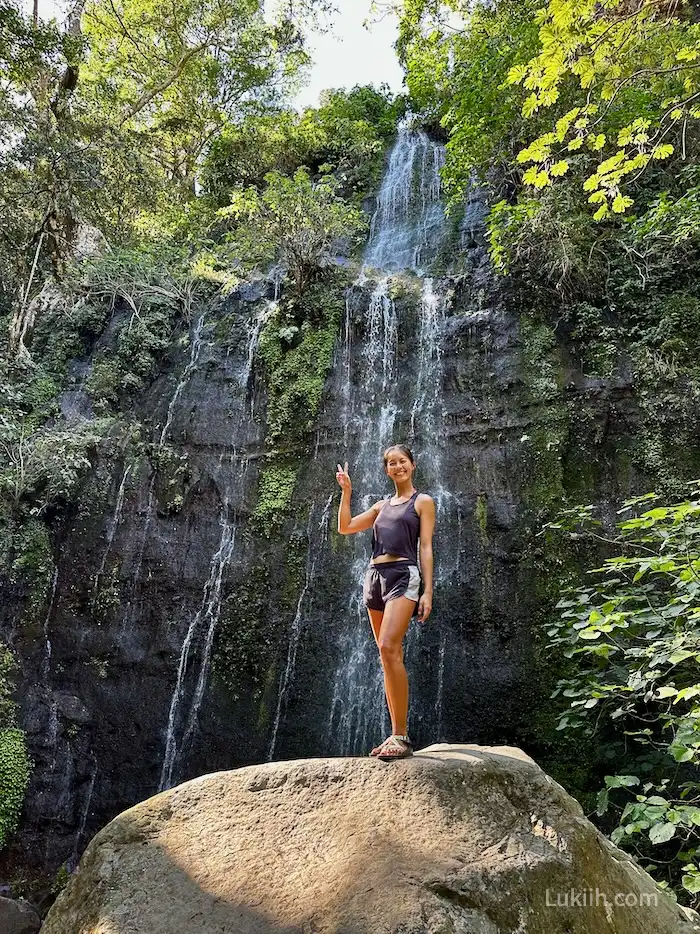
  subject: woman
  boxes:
[336,444,435,760]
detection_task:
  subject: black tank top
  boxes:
[371,490,420,562]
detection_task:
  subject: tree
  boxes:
[221,168,367,293]
[395,0,544,201]
[0,0,316,354]
[505,0,700,219]
[201,85,404,203]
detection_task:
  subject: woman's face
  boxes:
[385,450,414,482]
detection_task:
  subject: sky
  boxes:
[293,2,405,109]
[23,0,406,109]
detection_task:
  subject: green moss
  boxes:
[90,564,122,623]
[151,443,190,516]
[213,560,273,702]
[517,314,569,519]
[0,517,55,630]
[257,275,345,449]
[0,729,31,850]
[251,463,300,535]
[0,644,31,852]
[258,660,279,733]
[629,349,700,496]
[250,271,345,532]
[475,493,488,542]
[282,528,309,609]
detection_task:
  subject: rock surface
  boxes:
[0,895,42,934]
[43,744,699,934]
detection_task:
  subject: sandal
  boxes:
[369,736,393,757]
[376,734,413,761]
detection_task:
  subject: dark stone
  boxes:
[0,896,41,934]
[54,693,92,724]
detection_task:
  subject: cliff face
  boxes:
[2,123,648,882]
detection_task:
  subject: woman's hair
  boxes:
[382,444,415,469]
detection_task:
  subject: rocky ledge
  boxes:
[43,744,699,934]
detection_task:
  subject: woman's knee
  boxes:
[378,638,402,664]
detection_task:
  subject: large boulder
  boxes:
[43,744,699,934]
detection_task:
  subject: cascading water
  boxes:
[93,463,132,594]
[42,566,59,679]
[325,119,461,752]
[268,129,453,758]
[363,122,447,275]
[124,311,209,627]
[159,505,238,791]
[267,493,334,761]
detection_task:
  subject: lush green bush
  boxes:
[221,169,366,294]
[202,85,405,205]
[0,728,30,851]
[545,489,700,903]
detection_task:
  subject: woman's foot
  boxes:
[376,735,413,761]
[369,736,393,757]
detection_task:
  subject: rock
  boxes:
[70,224,108,262]
[54,692,92,725]
[42,744,699,934]
[0,896,41,934]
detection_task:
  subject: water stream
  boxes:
[160,511,238,791]
[325,120,458,752]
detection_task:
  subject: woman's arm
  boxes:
[338,489,382,535]
[417,496,436,621]
[336,460,382,534]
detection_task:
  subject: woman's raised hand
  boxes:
[336,461,351,491]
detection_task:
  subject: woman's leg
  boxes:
[367,608,397,731]
[377,596,414,736]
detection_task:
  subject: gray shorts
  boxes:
[363,561,421,616]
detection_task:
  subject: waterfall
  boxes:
[325,120,459,753]
[125,312,209,627]
[157,303,268,788]
[267,493,334,761]
[42,566,59,679]
[261,120,466,759]
[160,513,237,791]
[363,121,447,275]
[93,463,132,594]
[159,312,207,448]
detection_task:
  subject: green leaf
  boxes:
[682,872,700,894]
[596,787,609,816]
[656,687,678,699]
[605,775,639,789]
[649,822,676,845]
[522,93,539,118]
[652,144,674,160]
[507,63,529,84]
[612,194,634,214]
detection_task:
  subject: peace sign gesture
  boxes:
[335,461,352,491]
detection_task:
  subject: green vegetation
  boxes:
[0,644,31,850]
[257,275,346,447]
[203,85,404,206]
[250,272,346,533]
[395,0,700,908]
[544,490,700,901]
[252,465,300,533]
[221,169,366,294]
[0,0,403,859]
